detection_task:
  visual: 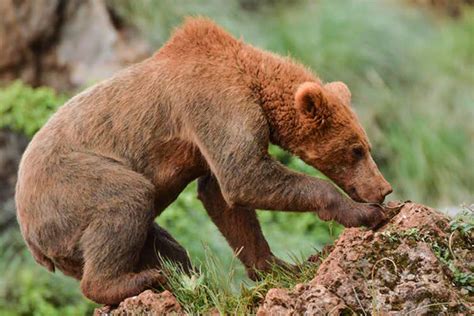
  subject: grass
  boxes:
[158,246,322,315]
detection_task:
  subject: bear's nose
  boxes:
[380,184,393,198]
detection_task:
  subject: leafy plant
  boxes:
[0,81,65,136]
[446,205,474,293]
[449,204,474,235]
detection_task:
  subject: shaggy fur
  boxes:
[16,18,391,305]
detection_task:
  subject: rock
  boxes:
[0,0,149,92]
[0,129,28,232]
[94,290,183,316]
[258,202,473,315]
[409,0,474,17]
[256,285,349,316]
[55,0,149,88]
[0,0,64,87]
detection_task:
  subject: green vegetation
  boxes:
[0,81,65,137]
[0,230,98,315]
[1,0,473,314]
[160,249,321,314]
[445,205,474,292]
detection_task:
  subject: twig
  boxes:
[371,257,398,283]
[370,257,398,315]
[448,231,458,261]
[352,286,367,316]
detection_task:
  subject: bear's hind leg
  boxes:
[64,154,165,305]
[135,223,192,274]
[79,201,166,305]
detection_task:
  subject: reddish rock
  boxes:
[94,290,183,316]
[258,202,473,315]
[257,285,348,316]
[0,0,149,92]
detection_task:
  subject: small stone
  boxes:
[94,290,183,315]
[406,274,416,281]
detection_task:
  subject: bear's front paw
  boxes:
[338,202,387,229]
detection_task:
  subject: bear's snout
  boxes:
[379,183,393,200]
[373,178,393,203]
[354,178,392,204]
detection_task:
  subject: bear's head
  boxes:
[292,81,392,203]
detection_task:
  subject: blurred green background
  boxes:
[0,0,473,314]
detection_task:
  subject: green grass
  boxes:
[156,246,322,315]
[1,0,473,314]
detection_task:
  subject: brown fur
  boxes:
[15,18,391,305]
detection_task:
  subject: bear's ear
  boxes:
[295,82,331,122]
[324,81,351,105]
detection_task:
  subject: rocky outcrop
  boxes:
[258,202,473,315]
[0,0,149,92]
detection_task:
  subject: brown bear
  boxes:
[15,18,392,305]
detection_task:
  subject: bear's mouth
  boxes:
[347,187,365,203]
[347,186,389,204]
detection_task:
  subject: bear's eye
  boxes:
[352,146,365,160]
